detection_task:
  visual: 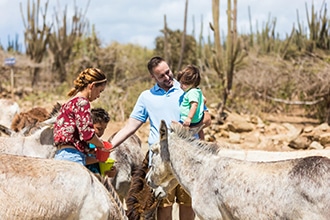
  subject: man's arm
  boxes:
[110,117,144,148]
[202,110,211,127]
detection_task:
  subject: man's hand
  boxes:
[202,111,211,127]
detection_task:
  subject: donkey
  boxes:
[0,154,127,220]
[10,103,61,135]
[218,147,330,162]
[125,150,159,220]
[146,120,330,220]
[0,125,55,158]
[108,132,145,202]
[0,99,20,129]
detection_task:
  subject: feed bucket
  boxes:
[99,158,115,176]
[103,141,112,150]
[95,148,110,162]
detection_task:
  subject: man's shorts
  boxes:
[158,184,192,207]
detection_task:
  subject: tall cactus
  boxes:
[306,1,330,50]
[48,1,90,82]
[177,0,188,72]
[163,15,169,63]
[210,0,247,122]
[20,0,52,86]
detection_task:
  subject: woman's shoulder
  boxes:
[68,96,89,107]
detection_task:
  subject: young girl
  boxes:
[177,65,205,140]
[53,67,111,165]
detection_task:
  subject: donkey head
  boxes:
[146,120,177,199]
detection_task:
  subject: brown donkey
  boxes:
[125,150,159,220]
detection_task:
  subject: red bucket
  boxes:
[95,141,112,162]
[103,141,112,150]
[96,148,110,162]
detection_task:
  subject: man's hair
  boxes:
[147,56,165,75]
[91,108,110,124]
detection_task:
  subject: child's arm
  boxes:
[183,101,198,127]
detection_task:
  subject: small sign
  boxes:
[4,57,15,66]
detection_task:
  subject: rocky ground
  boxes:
[102,108,330,154]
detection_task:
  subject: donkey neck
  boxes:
[167,133,211,194]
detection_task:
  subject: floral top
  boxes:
[53,97,95,153]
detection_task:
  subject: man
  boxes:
[111,56,210,220]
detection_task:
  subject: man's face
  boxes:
[93,122,108,137]
[151,61,174,91]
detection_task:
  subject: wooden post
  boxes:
[10,67,14,99]
[4,57,16,100]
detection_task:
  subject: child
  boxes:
[91,107,111,138]
[86,108,116,177]
[177,65,205,140]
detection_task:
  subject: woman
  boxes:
[54,67,110,166]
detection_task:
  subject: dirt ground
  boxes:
[102,120,150,153]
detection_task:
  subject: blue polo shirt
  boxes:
[130,80,183,145]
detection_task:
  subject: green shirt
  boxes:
[179,88,204,123]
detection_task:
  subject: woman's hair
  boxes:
[91,108,110,124]
[177,65,201,87]
[67,68,107,97]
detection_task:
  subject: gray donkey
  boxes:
[146,120,330,220]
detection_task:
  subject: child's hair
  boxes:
[91,108,110,124]
[68,68,107,97]
[177,65,201,87]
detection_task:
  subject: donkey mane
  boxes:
[125,150,158,220]
[170,122,222,155]
[102,176,127,218]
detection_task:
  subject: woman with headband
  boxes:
[54,68,110,166]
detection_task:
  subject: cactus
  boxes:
[20,0,52,86]
[7,34,21,53]
[210,0,247,122]
[177,0,188,72]
[48,1,91,82]
[163,15,170,63]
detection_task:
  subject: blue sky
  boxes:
[0,0,325,50]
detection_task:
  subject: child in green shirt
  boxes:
[177,65,205,140]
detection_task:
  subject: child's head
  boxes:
[91,108,110,137]
[177,65,201,91]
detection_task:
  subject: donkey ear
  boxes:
[159,120,168,141]
[151,143,159,153]
[159,120,169,161]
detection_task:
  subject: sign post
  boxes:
[4,57,16,99]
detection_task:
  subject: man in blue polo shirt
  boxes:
[111,56,210,220]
